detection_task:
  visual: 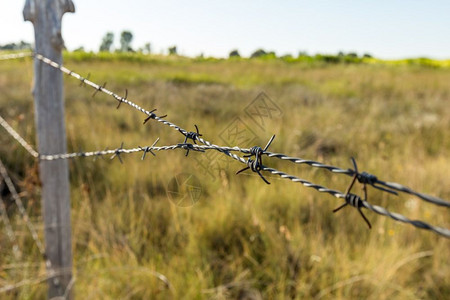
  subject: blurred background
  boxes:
[0,1,449,299]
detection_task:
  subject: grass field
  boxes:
[0,52,449,299]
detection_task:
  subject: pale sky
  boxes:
[1,0,449,59]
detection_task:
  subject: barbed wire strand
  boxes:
[262,152,450,208]
[0,52,33,61]
[33,54,189,134]
[1,115,449,238]
[0,192,22,259]
[359,200,450,238]
[0,115,39,158]
[0,117,248,161]
[0,111,253,163]
[0,111,343,202]
[31,53,450,209]
[0,114,356,199]
[0,159,60,285]
[260,165,450,238]
[32,54,256,155]
[34,51,276,184]
[3,53,450,238]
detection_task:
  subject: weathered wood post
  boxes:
[23,0,75,298]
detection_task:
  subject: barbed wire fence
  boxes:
[1,52,449,236]
[0,51,449,296]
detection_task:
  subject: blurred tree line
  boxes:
[226,48,373,63]
[0,41,32,51]
[0,32,374,65]
[99,31,137,53]
[96,30,374,62]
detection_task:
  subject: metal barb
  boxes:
[93,148,108,161]
[177,143,206,156]
[333,157,371,229]
[180,125,203,156]
[236,135,275,185]
[110,142,124,163]
[236,158,271,184]
[349,157,398,196]
[117,89,127,109]
[143,109,167,124]
[92,82,107,98]
[140,138,160,160]
[79,73,90,87]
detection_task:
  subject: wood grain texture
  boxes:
[23,0,75,298]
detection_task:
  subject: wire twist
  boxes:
[236,135,275,184]
[333,158,372,229]
[179,125,203,156]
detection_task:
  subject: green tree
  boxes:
[120,31,133,52]
[168,46,177,55]
[229,49,240,58]
[0,41,32,51]
[250,49,267,58]
[99,32,114,52]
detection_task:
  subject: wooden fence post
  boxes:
[23,0,75,298]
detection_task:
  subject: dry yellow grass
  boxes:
[0,53,449,299]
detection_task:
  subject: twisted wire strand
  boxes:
[0,159,57,274]
[263,151,450,208]
[0,115,39,158]
[0,52,33,61]
[33,53,189,135]
[39,144,250,161]
[2,115,450,238]
[360,200,450,238]
[1,112,338,199]
[0,112,251,162]
[38,49,255,160]
[0,113,350,226]
[261,166,346,199]
[258,165,449,238]
[4,54,449,238]
[33,54,255,157]
[1,109,343,204]
[374,180,450,208]
[32,53,449,209]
